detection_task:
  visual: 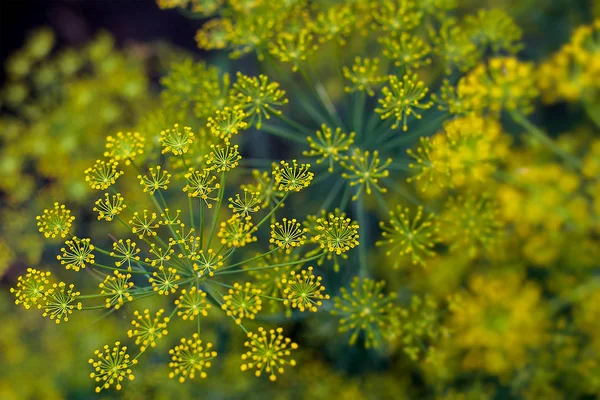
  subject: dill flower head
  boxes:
[36,202,75,239]
[149,266,181,295]
[311,3,354,45]
[84,159,123,190]
[379,32,431,71]
[340,149,392,200]
[370,0,423,33]
[169,334,217,382]
[343,57,385,96]
[429,18,479,74]
[195,18,232,50]
[93,193,126,221]
[375,73,433,131]
[439,193,503,258]
[137,165,171,195]
[457,57,538,115]
[104,131,145,166]
[304,124,355,173]
[231,72,288,129]
[331,277,397,348]
[41,281,82,324]
[218,214,257,248]
[229,189,261,216]
[99,270,134,309]
[270,218,307,253]
[407,115,507,190]
[376,205,438,268]
[146,242,174,267]
[110,239,141,269]
[282,266,329,312]
[57,236,95,271]
[175,288,211,320]
[314,213,360,257]
[10,268,51,309]
[242,169,285,208]
[268,29,317,72]
[127,309,170,352]
[192,249,223,277]
[241,327,298,381]
[464,9,523,54]
[272,159,314,192]
[159,124,195,155]
[129,210,159,239]
[222,282,262,324]
[206,144,242,172]
[206,106,248,144]
[183,168,220,206]
[89,342,138,393]
[448,273,546,376]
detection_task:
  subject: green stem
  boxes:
[91,262,149,275]
[218,248,279,272]
[214,252,323,276]
[353,90,366,138]
[273,112,314,136]
[511,110,581,169]
[253,192,289,231]
[260,123,307,144]
[354,198,368,279]
[206,171,226,251]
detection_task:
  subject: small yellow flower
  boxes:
[206,144,242,172]
[127,309,170,352]
[192,249,223,277]
[129,210,159,239]
[343,57,385,96]
[375,74,433,131]
[272,160,313,192]
[314,213,360,256]
[104,131,145,165]
[99,270,134,309]
[282,266,329,312]
[331,277,397,348]
[36,202,75,239]
[159,123,195,155]
[10,268,51,309]
[183,168,221,207]
[149,266,181,295]
[41,282,82,324]
[341,149,391,200]
[304,124,355,173]
[206,106,248,144]
[222,282,262,324]
[169,334,217,382]
[231,72,288,129]
[93,193,126,221]
[229,189,261,216]
[57,236,95,271]
[175,288,211,320]
[241,327,298,381]
[270,218,307,253]
[89,342,137,393]
[109,239,141,269]
[84,159,123,190]
[138,165,171,195]
[218,214,257,248]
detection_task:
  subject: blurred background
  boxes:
[0,0,598,399]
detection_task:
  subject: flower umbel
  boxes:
[89,342,137,393]
[127,309,170,352]
[222,282,263,324]
[169,334,217,382]
[282,266,329,312]
[36,202,75,239]
[272,160,314,192]
[41,282,82,324]
[241,327,298,381]
[57,236,95,271]
[159,124,195,155]
[377,206,438,268]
